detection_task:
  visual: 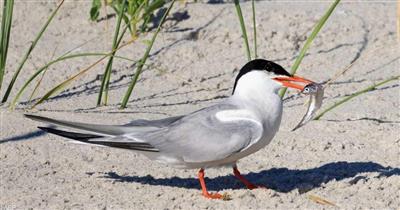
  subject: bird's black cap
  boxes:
[232,59,290,94]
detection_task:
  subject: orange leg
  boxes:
[233,167,267,190]
[198,168,223,199]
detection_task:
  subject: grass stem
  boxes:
[10,51,134,109]
[315,76,399,120]
[11,38,135,109]
[279,0,340,98]
[0,0,14,93]
[97,0,128,106]
[2,0,65,103]
[28,46,58,102]
[233,0,251,61]
[251,0,257,58]
[120,0,176,109]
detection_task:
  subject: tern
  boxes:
[26,59,314,199]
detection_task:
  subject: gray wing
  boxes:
[25,114,185,136]
[133,102,263,163]
[123,115,184,127]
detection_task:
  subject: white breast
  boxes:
[228,71,284,160]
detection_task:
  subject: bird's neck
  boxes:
[232,71,283,136]
[232,71,283,122]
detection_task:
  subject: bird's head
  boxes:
[232,59,314,95]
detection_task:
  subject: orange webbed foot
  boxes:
[198,169,231,200]
[202,192,231,200]
[202,192,222,199]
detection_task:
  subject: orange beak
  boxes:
[273,76,314,91]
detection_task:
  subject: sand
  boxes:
[1,1,399,209]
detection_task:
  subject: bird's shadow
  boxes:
[99,161,399,193]
[0,130,47,144]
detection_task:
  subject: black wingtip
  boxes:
[37,126,53,133]
[38,126,159,152]
[38,126,102,141]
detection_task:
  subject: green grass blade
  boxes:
[90,0,102,21]
[144,0,165,18]
[251,0,257,58]
[31,60,104,109]
[30,39,135,109]
[2,0,65,103]
[141,0,165,32]
[0,0,14,92]
[234,0,251,61]
[120,0,176,109]
[111,3,132,35]
[97,0,127,106]
[27,47,58,101]
[11,53,104,109]
[102,25,129,105]
[10,51,134,109]
[314,76,399,120]
[27,36,100,101]
[28,65,48,102]
[279,0,340,98]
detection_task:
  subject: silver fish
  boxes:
[292,83,324,131]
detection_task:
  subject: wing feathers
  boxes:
[38,126,102,140]
[38,126,159,153]
[26,114,146,136]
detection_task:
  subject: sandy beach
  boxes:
[1,1,399,209]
